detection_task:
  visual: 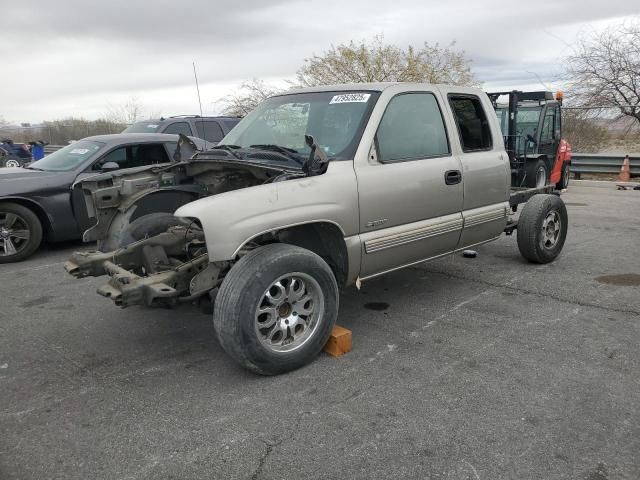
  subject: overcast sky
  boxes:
[1,0,638,123]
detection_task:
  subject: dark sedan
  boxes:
[0,133,208,263]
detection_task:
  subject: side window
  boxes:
[195,120,224,142]
[163,121,193,136]
[554,107,561,139]
[375,93,450,162]
[92,143,170,171]
[540,112,555,143]
[129,143,170,167]
[449,95,492,152]
[164,142,178,161]
[92,146,127,171]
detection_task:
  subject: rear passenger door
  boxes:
[356,91,464,279]
[448,94,510,249]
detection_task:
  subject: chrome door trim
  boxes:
[462,204,509,228]
[364,215,463,254]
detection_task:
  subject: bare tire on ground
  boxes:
[556,163,570,190]
[526,159,548,188]
[0,202,43,263]
[517,194,567,264]
[214,243,339,375]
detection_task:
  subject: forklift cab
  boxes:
[489,90,564,188]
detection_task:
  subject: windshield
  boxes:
[493,106,542,134]
[29,140,103,171]
[122,121,162,133]
[220,91,379,159]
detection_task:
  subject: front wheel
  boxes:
[517,194,568,264]
[214,243,339,375]
[0,202,43,263]
[526,159,548,188]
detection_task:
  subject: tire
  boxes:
[1,156,22,168]
[0,202,43,263]
[556,163,570,190]
[214,243,339,375]
[525,159,548,188]
[517,194,567,264]
[99,212,186,251]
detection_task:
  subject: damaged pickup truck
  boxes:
[66,83,568,375]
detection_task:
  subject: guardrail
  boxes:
[571,153,639,178]
[44,145,64,155]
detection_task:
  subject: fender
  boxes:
[0,195,58,239]
[174,161,360,262]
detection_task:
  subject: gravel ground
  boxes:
[1,181,639,480]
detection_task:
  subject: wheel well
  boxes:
[250,222,349,288]
[0,198,52,239]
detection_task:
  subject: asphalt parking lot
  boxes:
[1,181,639,480]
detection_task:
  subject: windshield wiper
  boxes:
[249,144,304,165]
[208,144,243,159]
[26,165,45,171]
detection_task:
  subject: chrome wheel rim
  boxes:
[5,159,20,168]
[0,212,31,256]
[536,166,546,188]
[254,272,324,353]
[541,210,561,249]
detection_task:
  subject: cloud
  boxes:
[0,0,638,121]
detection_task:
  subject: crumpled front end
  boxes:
[65,225,222,308]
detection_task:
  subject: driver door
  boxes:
[356,91,464,279]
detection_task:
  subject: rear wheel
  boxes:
[214,243,338,375]
[526,159,548,188]
[0,203,43,263]
[517,194,567,264]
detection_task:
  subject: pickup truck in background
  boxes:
[66,83,569,375]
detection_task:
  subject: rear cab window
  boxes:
[448,95,493,152]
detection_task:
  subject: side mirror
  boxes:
[101,161,119,172]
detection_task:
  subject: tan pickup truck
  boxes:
[66,83,568,374]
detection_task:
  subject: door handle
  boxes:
[444,170,462,185]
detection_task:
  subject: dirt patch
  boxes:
[594,273,640,286]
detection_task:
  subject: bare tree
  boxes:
[562,110,610,153]
[220,79,286,117]
[566,20,640,126]
[105,96,144,125]
[296,35,478,87]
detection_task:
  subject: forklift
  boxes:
[488,91,572,190]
